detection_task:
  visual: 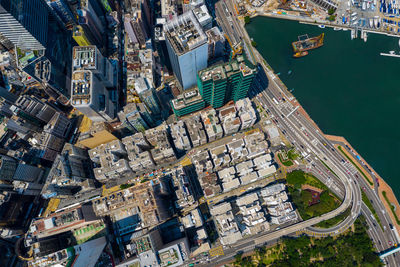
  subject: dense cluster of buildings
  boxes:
[0,0,296,266]
[191,129,277,194]
[210,183,298,245]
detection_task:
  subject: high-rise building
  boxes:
[45,0,77,29]
[0,154,44,182]
[197,56,257,108]
[0,154,18,181]
[71,46,116,122]
[206,27,225,62]
[13,163,44,182]
[171,87,205,117]
[12,95,57,126]
[0,0,48,50]
[72,46,116,87]
[0,0,73,102]
[43,112,71,139]
[118,103,153,133]
[0,85,18,104]
[135,77,161,115]
[72,25,92,46]
[71,70,115,122]
[77,0,107,51]
[192,5,212,30]
[164,11,208,90]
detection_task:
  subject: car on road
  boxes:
[362,186,366,191]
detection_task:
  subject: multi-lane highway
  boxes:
[208,0,400,266]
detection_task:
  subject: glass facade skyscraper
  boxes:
[0,0,49,50]
[0,0,73,102]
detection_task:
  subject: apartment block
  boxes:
[184,115,207,147]
[88,139,132,181]
[171,87,206,117]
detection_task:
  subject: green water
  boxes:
[246,17,400,197]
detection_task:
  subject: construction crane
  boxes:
[224,34,242,59]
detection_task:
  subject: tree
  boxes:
[327,15,336,21]
[234,253,243,266]
[244,16,251,24]
[328,8,335,15]
[286,170,306,187]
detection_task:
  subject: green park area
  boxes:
[278,149,299,167]
[278,153,293,167]
[314,207,351,228]
[231,217,382,267]
[286,170,341,221]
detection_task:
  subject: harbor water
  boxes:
[246,17,400,197]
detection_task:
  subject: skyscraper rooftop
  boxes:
[72,46,99,70]
[71,70,93,106]
[164,11,207,55]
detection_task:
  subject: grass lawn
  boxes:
[287,149,299,160]
[338,146,373,186]
[361,189,383,229]
[314,207,351,228]
[286,170,341,220]
[278,152,293,167]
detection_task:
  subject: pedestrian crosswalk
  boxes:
[342,161,358,175]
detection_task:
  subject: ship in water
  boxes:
[292,33,324,58]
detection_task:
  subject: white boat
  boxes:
[380,51,400,57]
[351,12,357,16]
[362,2,367,9]
[363,31,368,42]
[369,18,374,28]
[334,27,342,30]
[398,38,400,47]
[351,29,356,39]
[318,24,326,28]
[374,17,379,27]
[367,1,371,8]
